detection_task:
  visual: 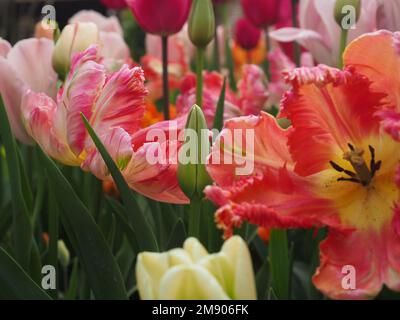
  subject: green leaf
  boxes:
[166,219,187,250]
[0,98,35,271]
[269,229,290,300]
[0,247,51,300]
[81,114,158,251]
[39,149,127,300]
[212,77,226,133]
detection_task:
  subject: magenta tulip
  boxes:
[240,0,281,28]
[234,18,261,50]
[126,0,192,35]
[101,0,127,9]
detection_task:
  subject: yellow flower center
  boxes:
[316,135,399,231]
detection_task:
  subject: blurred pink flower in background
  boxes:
[126,0,191,35]
[176,65,269,128]
[270,0,400,66]
[0,38,57,144]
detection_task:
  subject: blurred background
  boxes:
[0,0,107,43]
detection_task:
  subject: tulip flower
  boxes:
[0,38,57,144]
[176,65,269,128]
[241,0,281,28]
[136,236,257,299]
[127,0,191,120]
[52,22,99,79]
[23,45,145,177]
[205,32,400,299]
[234,18,261,58]
[270,0,400,67]
[101,0,127,9]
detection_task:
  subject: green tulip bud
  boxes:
[57,240,70,268]
[178,105,212,199]
[189,0,216,48]
[334,0,361,29]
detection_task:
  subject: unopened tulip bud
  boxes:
[136,236,257,300]
[52,22,99,79]
[189,0,216,48]
[178,105,212,199]
[57,240,70,268]
[334,0,361,29]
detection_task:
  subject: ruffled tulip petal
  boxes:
[313,220,400,300]
[22,91,78,165]
[280,65,386,176]
[90,65,147,136]
[81,127,133,179]
[61,46,106,155]
[344,30,400,109]
[158,265,230,300]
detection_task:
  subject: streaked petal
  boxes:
[280,65,386,176]
[81,127,133,179]
[90,65,147,136]
[21,90,78,165]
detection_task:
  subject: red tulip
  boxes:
[241,0,281,28]
[101,0,127,9]
[234,18,261,50]
[126,0,192,35]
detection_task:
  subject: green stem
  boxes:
[263,28,271,81]
[188,196,202,239]
[291,0,301,67]
[338,28,349,69]
[196,47,205,108]
[161,35,170,120]
[269,229,290,300]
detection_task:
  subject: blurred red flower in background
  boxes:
[126,0,192,35]
[101,0,127,9]
[234,18,261,51]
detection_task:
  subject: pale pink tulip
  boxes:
[0,38,57,143]
[270,0,386,66]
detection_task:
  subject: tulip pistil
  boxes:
[330,144,382,186]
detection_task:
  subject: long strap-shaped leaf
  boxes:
[81,114,158,252]
[39,149,127,300]
[0,99,34,272]
[0,247,51,300]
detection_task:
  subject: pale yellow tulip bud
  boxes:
[136,236,257,300]
[52,22,99,79]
